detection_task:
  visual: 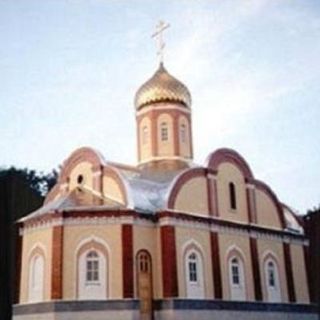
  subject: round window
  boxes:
[77,174,84,185]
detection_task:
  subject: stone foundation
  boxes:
[13,299,318,320]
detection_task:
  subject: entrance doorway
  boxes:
[136,250,153,320]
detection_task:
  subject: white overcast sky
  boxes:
[1,0,319,213]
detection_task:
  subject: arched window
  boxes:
[267,261,276,287]
[188,252,198,282]
[228,255,246,300]
[180,123,186,143]
[185,249,204,298]
[160,122,168,141]
[230,257,240,285]
[264,258,281,302]
[86,251,99,282]
[138,251,150,273]
[229,182,237,210]
[142,126,148,144]
[78,247,107,300]
[28,254,45,302]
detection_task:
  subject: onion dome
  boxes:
[135,63,191,110]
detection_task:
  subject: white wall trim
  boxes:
[27,242,47,261]
[20,214,308,246]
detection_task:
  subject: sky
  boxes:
[0,0,319,213]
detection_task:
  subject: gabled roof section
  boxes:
[205,148,254,180]
[19,187,124,222]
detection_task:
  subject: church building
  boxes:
[13,24,316,320]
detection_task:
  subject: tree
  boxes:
[304,203,320,310]
[307,204,320,215]
[0,167,58,198]
[0,166,57,320]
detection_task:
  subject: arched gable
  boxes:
[254,180,285,229]
[206,148,254,180]
[59,147,106,183]
[282,203,303,233]
[45,147,106,204]
[166,167,209,215]
[205,148,286,230]
[102,166,133,207]
[45,147,133,209]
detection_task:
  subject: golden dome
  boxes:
[135,63,191,110]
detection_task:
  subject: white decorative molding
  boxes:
[138,156,191,165]
[27,242,48,260]
[82,184,125,205]
[21,214,156,234]
[20,211,308,246]
[64,215,135,226]
[261,249,280,263]
[136,104,191,116]
[181,239,205,257]
[158,215,306,245]
[21,218,63,235]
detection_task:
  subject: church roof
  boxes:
[20,166,180,221]
[19,145,304,236]
[124,174,173,213]
[19,188,124,222]
[134,63,191,110]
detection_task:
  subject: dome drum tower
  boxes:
[135,63,193,171]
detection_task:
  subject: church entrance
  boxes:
[136,250,153,320]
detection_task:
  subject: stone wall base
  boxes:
[13,299,318,320]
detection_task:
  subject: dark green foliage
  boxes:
[0,166,56,320]
[306,204,320,215]
[0,167,58,198]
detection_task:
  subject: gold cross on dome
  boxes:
[152,20,170,64]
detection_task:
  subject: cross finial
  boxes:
[152,20,170,64]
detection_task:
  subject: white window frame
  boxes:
[185,248,205,299]
[180,123,186,143]
[85,250,100,284]
[28,254,45,302]
[228,255,246,300]
[188,252,198,283]
[230,257,241,286]
[264,257,281,302]
[160,122,168,141]
[78,248,107,300]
